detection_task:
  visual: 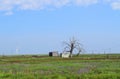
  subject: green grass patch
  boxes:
[0,54,120,79]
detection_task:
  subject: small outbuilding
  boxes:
[61,52,70,58]
[49,51,59,57]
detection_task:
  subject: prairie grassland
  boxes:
[0,54,120,79]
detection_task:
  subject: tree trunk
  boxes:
[69,52,72,58]
[69,44,73,58]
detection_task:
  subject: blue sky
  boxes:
[0,0,120,55]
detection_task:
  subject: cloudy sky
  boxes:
[0,0,120,55]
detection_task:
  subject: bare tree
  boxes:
[63,37,83,58]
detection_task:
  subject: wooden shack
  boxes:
[49,51,59,57]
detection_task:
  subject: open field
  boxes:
[0,54,120,79]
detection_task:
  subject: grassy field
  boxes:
[0,54,120,79]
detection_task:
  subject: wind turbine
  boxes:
[16,48,19,55]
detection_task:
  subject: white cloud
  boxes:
[111,1,120,10]
[103,0,120,10]
[75,0,98,6]
[1,0,120,15]
[0,0,99,15]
